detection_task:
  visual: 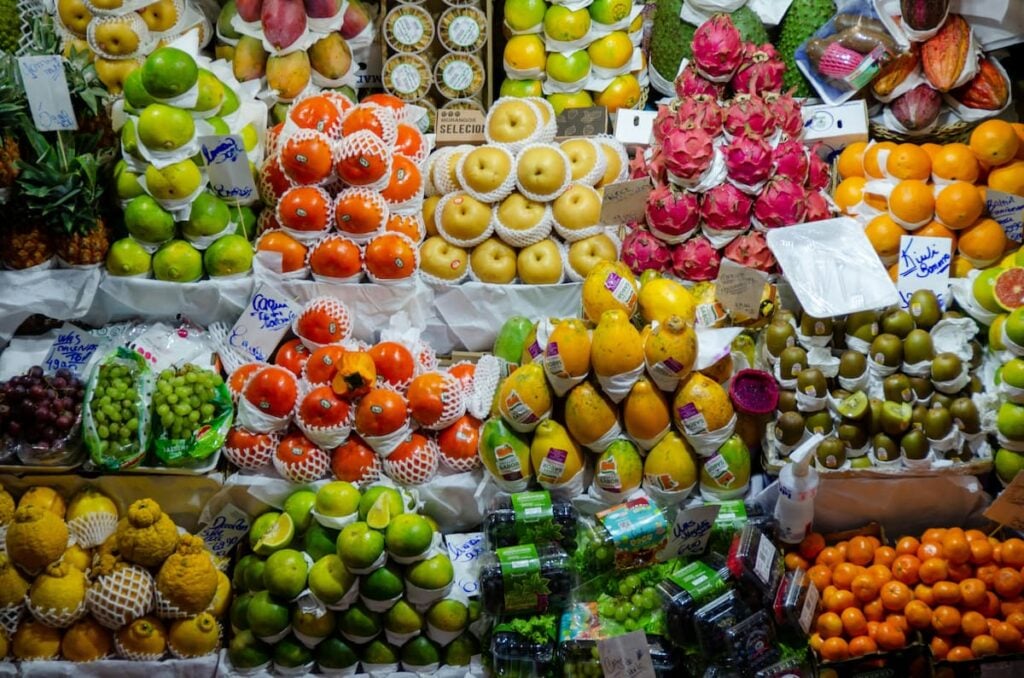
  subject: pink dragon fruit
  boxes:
[806,144,830,190]
[621,228,672,274]
[731,43,787,94]
[691,14,744,81]
[663,124,715,182]
[652,104,677,144]
[723,94,776,139]
[646,183,700,240]
[672,235,721,282]
[772,139,809,183]
[723,134,774,186]
[701,182,753,232]
[628,150,649,180]
[724,232,776,272]
[674,65,724,99]
[766,90,804,139]
[676,95,723,137]
[805,190,834,222]
[754,176,808,228]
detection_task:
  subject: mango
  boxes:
[267,51,311,100]
[493,316,532,366]
[232,36,268,82]
[262,0,308,51]
[309,33,352,80]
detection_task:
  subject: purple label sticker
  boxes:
[662,357,685,373]
[604,272,622,292]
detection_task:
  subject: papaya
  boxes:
[594,439,643,497]
[493,316,533,365]
[699,435,750,500]
[479,417,533,488]
[582,261,637,323]
[543,319,591,379]
[642,315,697,387]
[639,277,696,326]
[622,378,672,447]
[591,310,643,377]
[564,381,620,449]
[497,363,553,432]
[644,432,698,493]
[672,372,734,435]
[531,420,584,487]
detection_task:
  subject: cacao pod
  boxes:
[901,0,949,32]
[873,46,920,98]
[952,58,1008,110]
[922,15,971,92]
[890,84,942,131]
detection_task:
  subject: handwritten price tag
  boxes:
[984,472,1024,531]
[445,532,485,597]
[42,324,99,378]
[598,630,656,678]
[897,235,951,310]
[715,258,769,318]
[659,504,721,560]
[555,106,609,140]
[199,135,257,205]
[987,189,1024,244]
[600,178,651,226]
[197,504,250,557]
[227,283,299,363]
[18,56,77,132]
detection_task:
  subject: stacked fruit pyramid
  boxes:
[480,262,757,505]
[625,14,835,283]
[419,96,630,285]
[790,527,1024,664]
[763,291,989,473]
[833,120,1024,278]
[252,93,434,282]
[112,44,264,282]
[0,486,230,663]
[227,483,478,673]
[500,0,646,113]
[222,294,482,485]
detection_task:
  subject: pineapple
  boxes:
[3,205,55,270]
[0,53,25,191]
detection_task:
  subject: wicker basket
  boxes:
[869,118,978,145]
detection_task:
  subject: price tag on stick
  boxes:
[896,235,951,310]
[600,178,650,226]
[42,324,100,377]
[984,472,1024,531]
[659,503,721,560]
[987,189,1024,244]
[18,56,77,131]
[598,630,656,678]
[226,283,299,363]
[715,258,769,318]
[199,135,258,204]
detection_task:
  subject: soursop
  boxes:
[0,0,20,55]
[778,0,836,97]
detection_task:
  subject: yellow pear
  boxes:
[530,420,584,486]
[591,309,643,376]
[622,378,672,445]
[672,373,734,435]
[564,381,620,448]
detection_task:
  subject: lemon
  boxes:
[587,31,633,70]
[357,487,404,529]
[193,69,225,113]
[308,554,356,604]
[141,47,198,99]
[384,599,423,634]
[144,159,202,201]
[405,553,454,590]
[152,240,203,283]
[168,613,220,658]
[207,570,232,618]
[204,234,253,277]
[116,616,167,657]
[240,123,259,152]
[314,481,361,518]
[206,116,230,135]
[220,86,240,116]
[263,549,308,599]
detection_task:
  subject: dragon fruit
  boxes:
[805,190,834,222]
[732,43,786,94]
[691,14,744,81]
[701,182,753,232]
[621,228,672,275]
[772,139,809,183]
[646,183,700,240]
[674,65,724,99]
[724,232,776,272]
[754,176,808,228]
[652,104,677,144]
[723,94,776,139]
[672,235,721,282]
[806,144,830,190]
[663,124,715,182]
[676,95,723,137]
[723,134,774,186]
[766,90,803,139]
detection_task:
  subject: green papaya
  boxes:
[479,417,533,488]
[699,435,751,500]
[493,316,533,365]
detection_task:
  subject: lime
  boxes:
[193,69,225,113]
[123,68,155,110]
[359,638,398,664]
[142,47,199,99]
[183,191,231,238]
[263,548,308,599]
[384,599,423,634]
[227,630,271,669]
[1005,358,1024,389]
[339,603,382,638]
[307,554,355,604]
[144,159,202,201]
[405,553,454,590]
[401,635,440,667]
[425,599,468,632]
[314,637,358,669]
[337,521,385,570]
[138,103,195,151]
[443,633,479,666]
[106,238,152,277]
[124,194,174,243]
[837,391,869,419]
[998,402,1024,441]
[253,513,295,556]
[384,513,433,558]
[358,486,404,529]
[204,234,253,277]
[360,563,404,602]
[229,592,253,631]
[315,481,361,518]
[302,522,339,562]
[272,635,312,668]
[291,608,335,639]
[995,448,1024,484]
[282,489,317,534]
[246,590,290,638]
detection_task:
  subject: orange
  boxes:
[970,119,1020,166]
[932,605,962,635]
[922,143,942,159]
[834,177,866,215]
[918,540,943,561]
[800,533,826,561]
[833,562,863,591]
[931,635,952,659]
[982,591,1002,619]
[992,620,1023,648]
[1002,538,1024,567]
[867,620,880,640]
[913,220,958,250]
[959,578,987,608]
[863,597,885,622]
[847,536,875,566]
[960,218,1009,266]
[886,614,909,634]
[988,160,1024,197]
[1008,611,1024,632]
[867,564,893,585]
[848,635,877,657]
[933,581,962,606]
[896,536,921,555]
[1001,598,1024,617]
[948,561,976,584]
[935,182,985,230]
[875,621,906,650]
[965,529,988,543]
[865,214,904,260]
[784,552,809,571]
[826,589,857,613]
[1011,123,1024,160]
[961,610,988,637]
[880,580,913,611]
[933,143,980,183]
[841,607,868,637]
[817,611,844,639]
[852,574,880,603]
[971,634,999,657]
[866,536,881,550]
[946,646,974,662]
[873,546,897,568]
[886,144,932,180]
[904,600,932,629]
[888,263,899,283]
[970,538,994,565]
[889,179,935,226]
[919,558,949,585]
[976,563,999,588]
[994,567,1024,599]
[809,632,824,653]
[914,584,935,606]
[819,637,850,662]
[892,555,921,585]
[807,564,832,591]
[816,546,845,568]
[864,141,898,179]
[838,141,867,179]
[836,540,848,560]
[942,533,971,565]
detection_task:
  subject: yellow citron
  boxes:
[156,534,219,614]
[61,544,92,572]
[544,318,591,378]
[530,420,585,485]
[591,309,643,376]
[207,570,232,618]
[582,260,637,323]
[643,431,698,492]
[168,613,221,658]
[61,617,113,663]
[497,363,554,432]
[12,620,62,660]
[0,487,15,525]
[672,372,734,434]
[0,553,30,606]
[116,499,179,568]
[29,560,88,612]
[6,506,69,574]
[117,616,167,657]
[18,486,66,518]
[564,381,620,446]
[622,377,672,443]
[639,276,696,326]
[642,315,698,381]
[0,628,8,659]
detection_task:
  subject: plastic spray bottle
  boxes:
[774,434,824,544]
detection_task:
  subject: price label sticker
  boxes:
[985,472,1024,531]
[42,324,100,378]
[600,178,651,226]
[659,503,721,561]
[445,532,485,597]
[896,235,951,310]
[18,56,77,131]
[715,258,769,318]
[227,283,299,363]
[555,106,609,140]
[199,135,258,204]
[987,189,1024,244]
[598,630,656,678]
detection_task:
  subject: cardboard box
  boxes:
[801,99,869,158]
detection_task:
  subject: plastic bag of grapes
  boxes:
[151,364,233,467]
[83,348,154,471]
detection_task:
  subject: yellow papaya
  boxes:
[564,381,620,448]
[543,319,591,379]
[639,277,696,326]
[672,372,734,435]
[644,432,698,492]
[497,363,553,432]
[643,315,697,386]
[582,261,637,323]
[531,420,584,486]
[591,309,643,376]
[622,377,672,446]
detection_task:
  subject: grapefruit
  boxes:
[995,268,1024,310]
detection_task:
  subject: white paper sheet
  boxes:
[0,268,102,348]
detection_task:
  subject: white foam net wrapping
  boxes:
[67,513,118,550]
[223,427,280,471]
[26,596,87,628]
[334,187,390,242]
[334,130,393,191]
[382,436,439,485]
[153,586,192,620]
[293,296,354,350]
[514,144,572,203]
[343,103,399,147]
[87,565,154,630]
[0,603,24,637]
[272,439,331,483]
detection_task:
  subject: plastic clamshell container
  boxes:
[483,490,579,552]
[479,543,575,615]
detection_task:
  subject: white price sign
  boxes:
[896,235,952,310]
[18,56,77,131]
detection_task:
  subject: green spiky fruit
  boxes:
[0,0,20,55]
[778,0,837,96]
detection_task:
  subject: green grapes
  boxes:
[152,364,224,440]
[90,362,141,445]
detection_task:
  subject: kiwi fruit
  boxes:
[909,377,933,401]
[831,389,852,402]
[800,313,833,338]
[869,333,903,368]
[845,310,879,343]
[868,398,884,435]
[779,346,808,380]
[797,368,827,398]
[765,321,796,358]
[883,374,913,404]
[872,433,899,462]
[902,329,934,364]
[838,422,868,450]
[969,375,983,394]
[924,407,953,440]
[880,401,912,436]
[930,392,954,410]
[900,429,929,460]
[777,390,798,413]
[805,410,834,435]
[912,403,929,427]
[908,289,940,329]
[950,397,980,433]
[838,350,867,380]
[930,352,963,383]
[969,341,983,370]
[816,437,847,469]
[775,411,806,447]
[881,309,915,338]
